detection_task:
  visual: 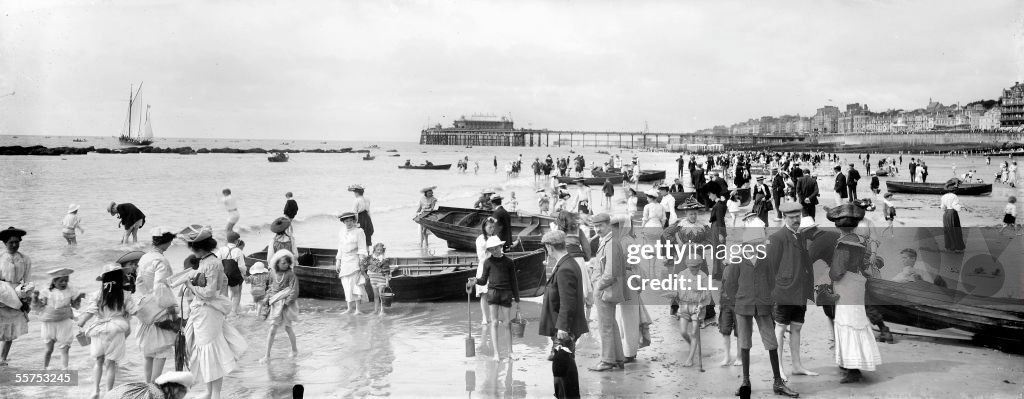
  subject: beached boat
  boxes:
[118,83,155,146]
[415,206,554,252]
[885,181,992,195]
[875,169,890,177]
[268,152,289,162]
[386,149,398,152]
[398,163,452,170]
[244,247,547,301]
[867,278,1024,351]
[555,174,624,185]
[591,167,665,183]
[362,154,375,160]
[669,187,751,208]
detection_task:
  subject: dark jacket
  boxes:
[477,255,520,302]
[797,176,819,205]
[834,173,848,194]
[870,176,880,190]
[734,255,775,316]
[539,255,589,338]
[283,199,299,219]
[847,169,861,187]
[771,173,786,194]
[115,203,146,230]
[709,199,728,227]
[491,206,513,246]
[691,168,706,189]
[766,227,814,306]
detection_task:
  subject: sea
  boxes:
[0,134,1022,398]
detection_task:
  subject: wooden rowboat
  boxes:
[591,167,666,183]
[867,278,1024,352]
[885,181,992,195]
[415,206,554,252]
[398,163,451,170]
[554,174,624,185]
[245,247,547,302]
[267,153,289,162]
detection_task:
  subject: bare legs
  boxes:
[775,321,818,380]
[479,295,489,325]
[373,286,386,316]
[720,334,741,367]
[259,324,298,364]
[487,304,512,360]
[1,340,13,365]
[90,357,117,399]
[345,300,362,315]
[202,378,224,399]
[228,285,242,316]
[143,356,167,383]
[680,316,699,367]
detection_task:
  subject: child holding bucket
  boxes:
[245,262,271,315]
[260,249,300,364]
[363,243,391,316]
[469,236,521,361]
[32,268,85,370]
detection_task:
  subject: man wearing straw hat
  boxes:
[588,213,627,371]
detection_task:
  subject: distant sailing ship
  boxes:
[119,83,155,146]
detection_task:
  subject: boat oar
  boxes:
[465,278,476,357]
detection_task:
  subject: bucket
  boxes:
[76,331,91,347]
[381,286,395,308]
[510,311,527,338]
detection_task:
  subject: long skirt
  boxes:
[137,321,176,358]
[834,305,882,371]
[357,211,374,247]
[185,301,247,383]
[339,271,366,302]
[943,209,965,251]
[0,306,28,341]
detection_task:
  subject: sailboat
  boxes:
[119,83,155,146]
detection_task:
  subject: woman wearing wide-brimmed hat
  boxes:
[134,227,178,383]
[415,186,438,247]
[166,225,247,399]
[266,217,298,259]
[335,212,367,314]
[348,184,375,249]
[940,178,965,252]
[0,226,31,366]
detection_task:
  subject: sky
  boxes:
[1,0,1022,141]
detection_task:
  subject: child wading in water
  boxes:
[363,243,390,316]
[259,249,299,364]
[61,204,85,247]
[671,254,711,367]
[999,196,1021,236]
[245,262,271,315]
[78,263,134,399]
[32,268,85,370]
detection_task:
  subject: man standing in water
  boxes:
[222,188,240,233]
[108,201,146,244]
[770,202,819,381]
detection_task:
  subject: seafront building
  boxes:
[1001,82,1024,128]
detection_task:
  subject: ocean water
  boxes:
[1,135,1022,398]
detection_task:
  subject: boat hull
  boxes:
[245,247,547,301]
[885,181,992,195]
[119,136,153,146]
[555,175,624,185]
[415,206,554,252]
[398,164,452,170]
[591,168,665,182]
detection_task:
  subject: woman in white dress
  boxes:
[0,226,31,367]
[826,204,882,384]
[474,219,496,325]
[335,212,367,314]
[171,226,247,399]
[133,227,178,383]
[641,190,666,228]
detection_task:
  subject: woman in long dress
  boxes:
[415,186,438,247]
[335,212,367,314]
[826,205,882,383]
[173,227,247,399]
[940,180,966,252]
[349,184,375,249]
[0,227,31,366]
[474,219,496,325]
[133,227,178,383]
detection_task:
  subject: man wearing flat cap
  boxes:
[846,163,861,201]
[766,202,818,382]
[588,213,628,371]
[539,230,588,355]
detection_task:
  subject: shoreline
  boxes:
[0,145,382,156]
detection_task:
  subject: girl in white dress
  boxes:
[474,219,495,325]
[32,268,84,370]
[335,212,367,314]
[78,263,134,399]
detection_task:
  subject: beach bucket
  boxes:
[381,286,395,308]
[76,331,91,347]
[510,311,527,338]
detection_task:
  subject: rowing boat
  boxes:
[867,278,1024,352]
[591,167,666,183]
[884,181,992,195]
[554,175,624,185]
[244,247,547,301]
[398,163,452,170]
[415,206,554,252]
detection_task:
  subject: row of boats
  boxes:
[241,205,1021,352]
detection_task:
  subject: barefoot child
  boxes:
[363,243,390,316]
[260,250,299,364]
[60,204,85,247]
[674,255,711,367]
[32,268,85,370]
[999,196,1021,236]
[78,263,134,399]
[719,257,742,367]
[245,262,271,314]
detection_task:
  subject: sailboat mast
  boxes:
[127,84,133,137]
[134,83,144,138]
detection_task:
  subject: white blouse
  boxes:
[940,193,962,212]
[335,226,367,276]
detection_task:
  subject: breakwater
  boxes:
[0,145,374,156]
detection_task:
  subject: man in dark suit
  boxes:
[768,202,817,383]
[770,167,785,220]
[691,165,706,191]
[796,168,819,220]
[908,158,917,183]
[833,165,848,205]
[668,178,685,193]
[490,195,513,250]
[539,230,589,353]
[846,163,861,201]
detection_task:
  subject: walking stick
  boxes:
[465,279,476,357]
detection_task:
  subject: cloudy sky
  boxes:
[1,0,1021,141]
